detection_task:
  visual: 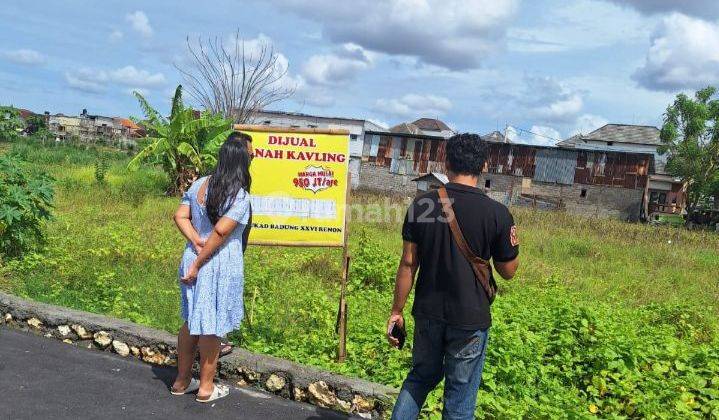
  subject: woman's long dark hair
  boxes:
[206,132,252,224]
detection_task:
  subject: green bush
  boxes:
[0,155,54,258]
[94,154,109,185]
[349,229,396,291]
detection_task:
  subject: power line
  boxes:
[506,124,563,143]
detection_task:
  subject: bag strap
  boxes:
[438,186,496,299]
[437,187,489,266]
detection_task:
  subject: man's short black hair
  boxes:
[445,133,487,176]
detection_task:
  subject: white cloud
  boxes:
[109,65,165,87]
[505,126,519,142]
[528,125,561,146]
[508,0,649,53]
[264,0,518,70]
[302,44,373,86]
[126,11,153,38]
[3,49,45,65]
[535,94,583,122]
[604,0,719,19]
[522,76,585,123]
[375,94,452,119]
[571,114,608,136]
[109,30,124,42]
[65,70,106,94]
[634,13,719,92]
[65,65,166,93]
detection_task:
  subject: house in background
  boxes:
[557,124,686,218]
[413,172,449,195]
[481,130,509,143]
[48,114,81,140]
[359,117,660,220]
[113,117,145,138]
[360,118,454,195]
[249,110,385,187]
[47,109,139,144]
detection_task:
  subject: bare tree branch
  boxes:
[175,30,296,123]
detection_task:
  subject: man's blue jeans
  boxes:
[391,318,489,420]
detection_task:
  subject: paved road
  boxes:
[0,328,354,420]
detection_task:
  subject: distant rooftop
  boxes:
[481,130,509,143]
[412,118,451,132]
[254,109,386,128]
[390,122,423,135]
[558,124,661,147]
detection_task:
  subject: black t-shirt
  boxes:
[402,182,519,329]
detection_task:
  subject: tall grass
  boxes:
[2,140,719,417]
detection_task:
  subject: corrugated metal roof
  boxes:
[533,148,577,185]
[563,124,661,146]
[412,118,450,132]
[412,172,448,184]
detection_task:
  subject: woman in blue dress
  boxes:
[169,132,252,403]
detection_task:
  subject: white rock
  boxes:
[4,313,11,322]
[293,386,307,402]
[308,381,337,408]
[265,374,286,392]
[27,317,43,329]
[112,340,130,357]
[141,347,167,365]
[130,346,140,357]
[62,339,73,344]
[71,324,92,339]
[93,331,112,347]
[336,399,352,412]
[352,395,375,412]
[57,325,71,336]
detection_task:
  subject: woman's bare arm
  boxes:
[181,216,238,283]
[173,205,204,252]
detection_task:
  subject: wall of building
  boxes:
[571,139,666,174]
[480,172,644,220]
[357,162,417,196]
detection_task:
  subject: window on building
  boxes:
[350,134,358,140]
[485,179,491,189]
[580,188,587,198]
[308,124,318,128]
[607,141,614,146]
[262,120,271,125]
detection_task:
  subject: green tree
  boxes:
[0,154,54,259]
[0,106,25,141]
[128,85,234,195]
[659,87,719,212]
[24,114,46,134]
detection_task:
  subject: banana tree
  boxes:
[128,85,234,195]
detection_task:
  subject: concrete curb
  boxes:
[0,292,396,418]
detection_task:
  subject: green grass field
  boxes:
[2,139,719,418]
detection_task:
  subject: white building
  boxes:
[249,110,386,187]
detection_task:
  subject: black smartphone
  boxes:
[390,323,406,350]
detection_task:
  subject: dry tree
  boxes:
[175,30,295,123]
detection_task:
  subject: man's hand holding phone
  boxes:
[386,312,406,349]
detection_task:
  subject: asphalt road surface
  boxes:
[0,327,355,420]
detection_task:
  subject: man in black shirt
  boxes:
[387,133,519,420]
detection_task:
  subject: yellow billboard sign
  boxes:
[234,125,350,247]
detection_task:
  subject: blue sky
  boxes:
[2,0,719,145]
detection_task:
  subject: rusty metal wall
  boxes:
[533,148,578,185]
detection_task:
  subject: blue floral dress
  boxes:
[178,176,250,336]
